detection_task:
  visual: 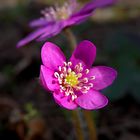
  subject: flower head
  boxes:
[17,0,114,47]
[40,40,117,110]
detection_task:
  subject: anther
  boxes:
[82,78,88,83]
[88,83,93,87]
[85,69,89,74]
[58,66,62,71]
[68,62,72,66]
[62,67,66,72]
[77,73,82,78]
[65,92,70,96]
[63,62,67,66]
[90,76,96,80]
[81,89,88,94]
[72,94,77,101]
[79,63,82,67]
[68,68,72,73]
[54,72,59,78]
[60,73,64,78]
[75,86,82,90]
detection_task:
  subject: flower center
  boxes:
[65,71,79,87]
[41,1,76,21]
[54,62,95,101]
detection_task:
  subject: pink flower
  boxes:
[17,0,114,48]
[40,40,117,110]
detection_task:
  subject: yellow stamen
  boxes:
[65,71,79,87]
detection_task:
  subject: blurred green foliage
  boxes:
[103,31,140,101]
[24,103,40,122]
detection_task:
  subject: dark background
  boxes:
[0,0,140,140]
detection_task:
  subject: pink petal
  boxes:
[53,92,78,110]
[75,90,108,110]
[41,42,66,70]
[65,13,92,26]
[40,65,59,91]
[17,27,48,48]
[39,67,49,91]
[70,40,96,68]
[29,18,48,27]
[88,66,117,90]
[37,22,63,41]
[75,0,115,16]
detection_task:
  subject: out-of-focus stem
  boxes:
[64,28,98,140]
[83,110,97,140]
[72,110,84,140]
[64,28,77,52]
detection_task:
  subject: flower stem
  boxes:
[64,28,98,140]
[83,110,97,140]
[72,110,84,140]
[64,28,77,52]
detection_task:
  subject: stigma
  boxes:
[54,62,95,101]
[65,71,79,87]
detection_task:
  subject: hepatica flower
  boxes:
[40,40,117,110]
[17,0,114,47]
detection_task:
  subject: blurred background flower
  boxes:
[17,0,114,48]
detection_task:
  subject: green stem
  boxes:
[83,110,97,140]
[72,110,85,140]
[64,28,77,52]
[64,28,98,140]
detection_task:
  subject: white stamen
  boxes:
[79,63,82,67]
[81,89,88,94]
[64,62,67,66]
[62,67,66,72]
[90,76,96,80]
[72,94,77,101]
[54,72,59,78]
[58,80,62,84]
[60,73,64,78]
[81,78,88,83]
[54,61,95,101]
[68,62,72,66]
[75,86,82,90]
[65,92,70,96]
[58,66,62,71]
[85,69,89,74]
[88,83,93,88]
[68,68,72,73]
[77,73,82,78]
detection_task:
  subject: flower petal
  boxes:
[39,67,49,91]
[88,66,117,90]
[17,27,48,48]
[75,0,114,16]
[67,0,114,26]
[29,18,49,27]
[41,42,66,70]
[40,65,59,91]
[17,23,57,48]
[70,40,96,67]
[75,90,108,110]
[65,13,92,26]
[37,22,64,41]
[53,92,78,110]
